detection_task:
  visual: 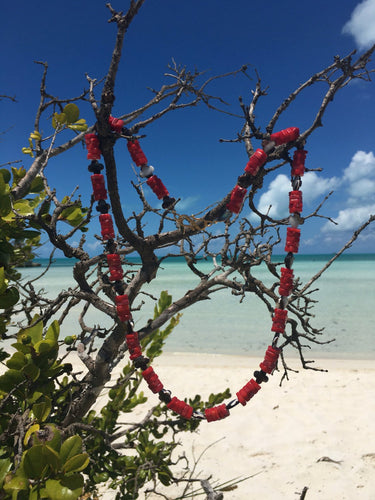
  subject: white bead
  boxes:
[139,165,155,178]
[263,140,276,153]
[289,214,303,227]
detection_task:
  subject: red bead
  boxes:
[146,175,169,199]
[260,345,280,374]
[236,378,261,406]
[279,267,294,297]
[91,174,107,201]
[205,404,229,422]
[99,213,115,240]
[226,185,247,214]
[127,139,147,166]
[108,116,124,134]
[289,190,303,214]
[85,133,101,160]
[244,149,267,176]
[142,366,163,393]
[167,397,194,419]
[126,332,142,360]
[106,253,123,281]
[292,149,307,176]
[270,127,299,146]
[271,308,288,333]
[285,227,301,253]
[115,294,131,321]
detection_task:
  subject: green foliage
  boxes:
[52,104,88,132]
[0,167,43,347]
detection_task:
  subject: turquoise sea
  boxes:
[17,254,375,359]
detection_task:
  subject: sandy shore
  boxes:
[96,352,375,500]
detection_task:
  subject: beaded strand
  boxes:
[84,122,307,422]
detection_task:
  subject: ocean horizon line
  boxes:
[28,252,375,267]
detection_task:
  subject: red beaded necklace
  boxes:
[84,120,307,422]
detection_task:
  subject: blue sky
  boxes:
[1,0,375,256]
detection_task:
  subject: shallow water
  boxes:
[16,254,375,359]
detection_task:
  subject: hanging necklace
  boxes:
[84,119,307,422]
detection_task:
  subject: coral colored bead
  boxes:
[91,174,107,201]
[108,116,124,134]
[126,332,142,360]
[205,404,229,422]
[99,213,115,240]
[285,227,301,254]
[260,345,280,374]
[142,366,163,393]
[127,140,147,166]
[289,190,303,214]
[126,332,139,350]
[271,308,288,333]
[270,127,300,146]
[167,397,194,419]
[146,175,169,199]
[106,253,123,281]
[292,149,307,176]
[244,149,267,176]
[226,185,247,214]
[236,379,261,406]
[115,294,131,321]
[279,267,294,297]
[85,133,101,160]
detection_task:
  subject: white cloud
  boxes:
[342,150,375,203]
[343,150,375,182]
[322,204,375,232]
[342,0,375,49]
[250,172,337,220]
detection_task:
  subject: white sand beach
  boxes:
[97,352,375,500]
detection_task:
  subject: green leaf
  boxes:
[0,169,11,184]
[44,474,84,500]
[63,104,80,124]
[33,424,62,453]
[0,457,11,488]
[52,112,67,129]
[0,194,11,217]
[22,445,60,479]
[22,362,40,381]
[32,396,52,422]
[3,471,28,494]
[0,286,19,309]
[29,176,44,193]
[0,369,24,393]
[20,316,43,345]
[0,267,7,294]
[0,173,10,196]
[6,351,27,370]
[59,436,82,466]
[23,423,40,446]
[45,320,60,342]
[63,453,89,474]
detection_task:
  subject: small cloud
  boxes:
[342,0,375,49]
[177,196,200,211]
[342,150,375,203]
[322,204,375,232]
[249,172,337,221]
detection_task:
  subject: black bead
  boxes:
[254,370,268,384]
[88,160,104,173]
[284,252,294,269]
[96,200,110,214]
[158,389,172,404]
[133,356,150,370]
[114,281,125,295]
[162,196,176,209]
